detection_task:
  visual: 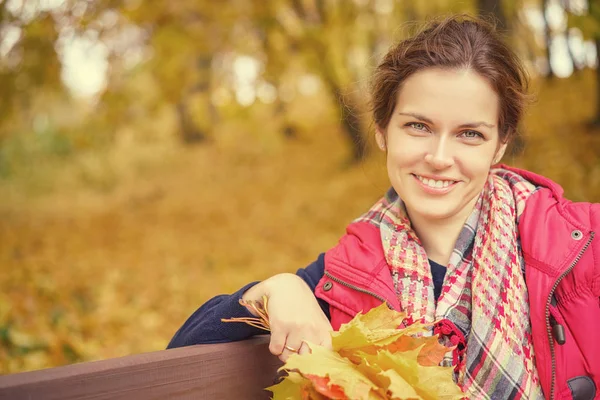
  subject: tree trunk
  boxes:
[313,39,367,163]
[592,37,600,126]
[175,54,216,145]
[176,101,206,144]
[273,94,297,139]
[267,0,366,162]
[542,0,555,79]
[477,0,507,30]
[332,86,367,162]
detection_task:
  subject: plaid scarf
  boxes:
[355,169,544,399]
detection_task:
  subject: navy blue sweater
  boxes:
[167,254,446,348]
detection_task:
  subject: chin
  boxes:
[418,210,457,221]
[405,199,462,221]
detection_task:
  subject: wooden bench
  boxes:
[0,336,282,399]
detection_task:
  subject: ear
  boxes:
[375,127,386,152]
[493,142,508,165]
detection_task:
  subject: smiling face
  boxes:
[376,67,507,224]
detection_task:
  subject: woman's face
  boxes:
[377,67,506,224]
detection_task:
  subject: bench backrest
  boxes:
[0,336,282,399]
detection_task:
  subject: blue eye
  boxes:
[407,122,428,131]
[461,130,484,139]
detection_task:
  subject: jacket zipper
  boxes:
[324,270,389,306]
[546,231,594,400]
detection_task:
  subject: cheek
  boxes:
[457,149,495,180]
[386,138,425,166]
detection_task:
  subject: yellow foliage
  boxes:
[1,70,600,376]
[268,304,463,400]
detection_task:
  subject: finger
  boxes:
[299,324,331,353]
[279,334,304,362]
[319,334,333,350]
[298,341,310,355]
[282,344,301,362]
[278,344,298,363]
[269,330,287,357]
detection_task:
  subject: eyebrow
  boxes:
[397,112,495,129]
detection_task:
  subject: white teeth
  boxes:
[417,175,455,189]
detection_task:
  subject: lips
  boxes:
[413,174,458,189]
[409,174,459,195]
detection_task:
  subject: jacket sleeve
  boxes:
[167,253,328,349]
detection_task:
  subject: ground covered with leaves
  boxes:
[1,72,600,374]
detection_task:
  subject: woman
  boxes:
[168,15,600,400]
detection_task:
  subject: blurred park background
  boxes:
[2,0,600,374]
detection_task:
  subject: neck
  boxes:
[406,198,478,266]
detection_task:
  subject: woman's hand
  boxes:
[242,273,332,362]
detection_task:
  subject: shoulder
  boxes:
[501,165,599,228]
[326,221,384,269]
[505,166,599,274]
[528,190,596,232]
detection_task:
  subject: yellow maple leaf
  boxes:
[355,303,407,330]
[332,304,437,365]
[267,372,308,400]
[355,357,420,399]
[281,344,381,400]
[361,348,463,400]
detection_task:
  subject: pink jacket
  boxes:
[315,166,599,400]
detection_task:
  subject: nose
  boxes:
[424,136,454,170]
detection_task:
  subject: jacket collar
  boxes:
[499,164,565,198]
[500,165,594,277]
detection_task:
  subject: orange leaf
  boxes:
[385,335,450,366]
[305,374,349,399]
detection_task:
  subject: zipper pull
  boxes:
[550,295,566,345]
[551,320,566,345]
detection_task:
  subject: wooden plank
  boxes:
[0,336,283,400]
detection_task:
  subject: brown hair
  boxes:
[371,15,530,144]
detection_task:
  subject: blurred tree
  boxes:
[566,0,600,124]
[254,5,299,139]
[2,0,550,161]
[562,0,584,73]
[249,0,369,161]
[0,3,64,141]
[542,0,556,78]
[113,1,235,144]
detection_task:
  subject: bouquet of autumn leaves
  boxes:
[223,297,464,400]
